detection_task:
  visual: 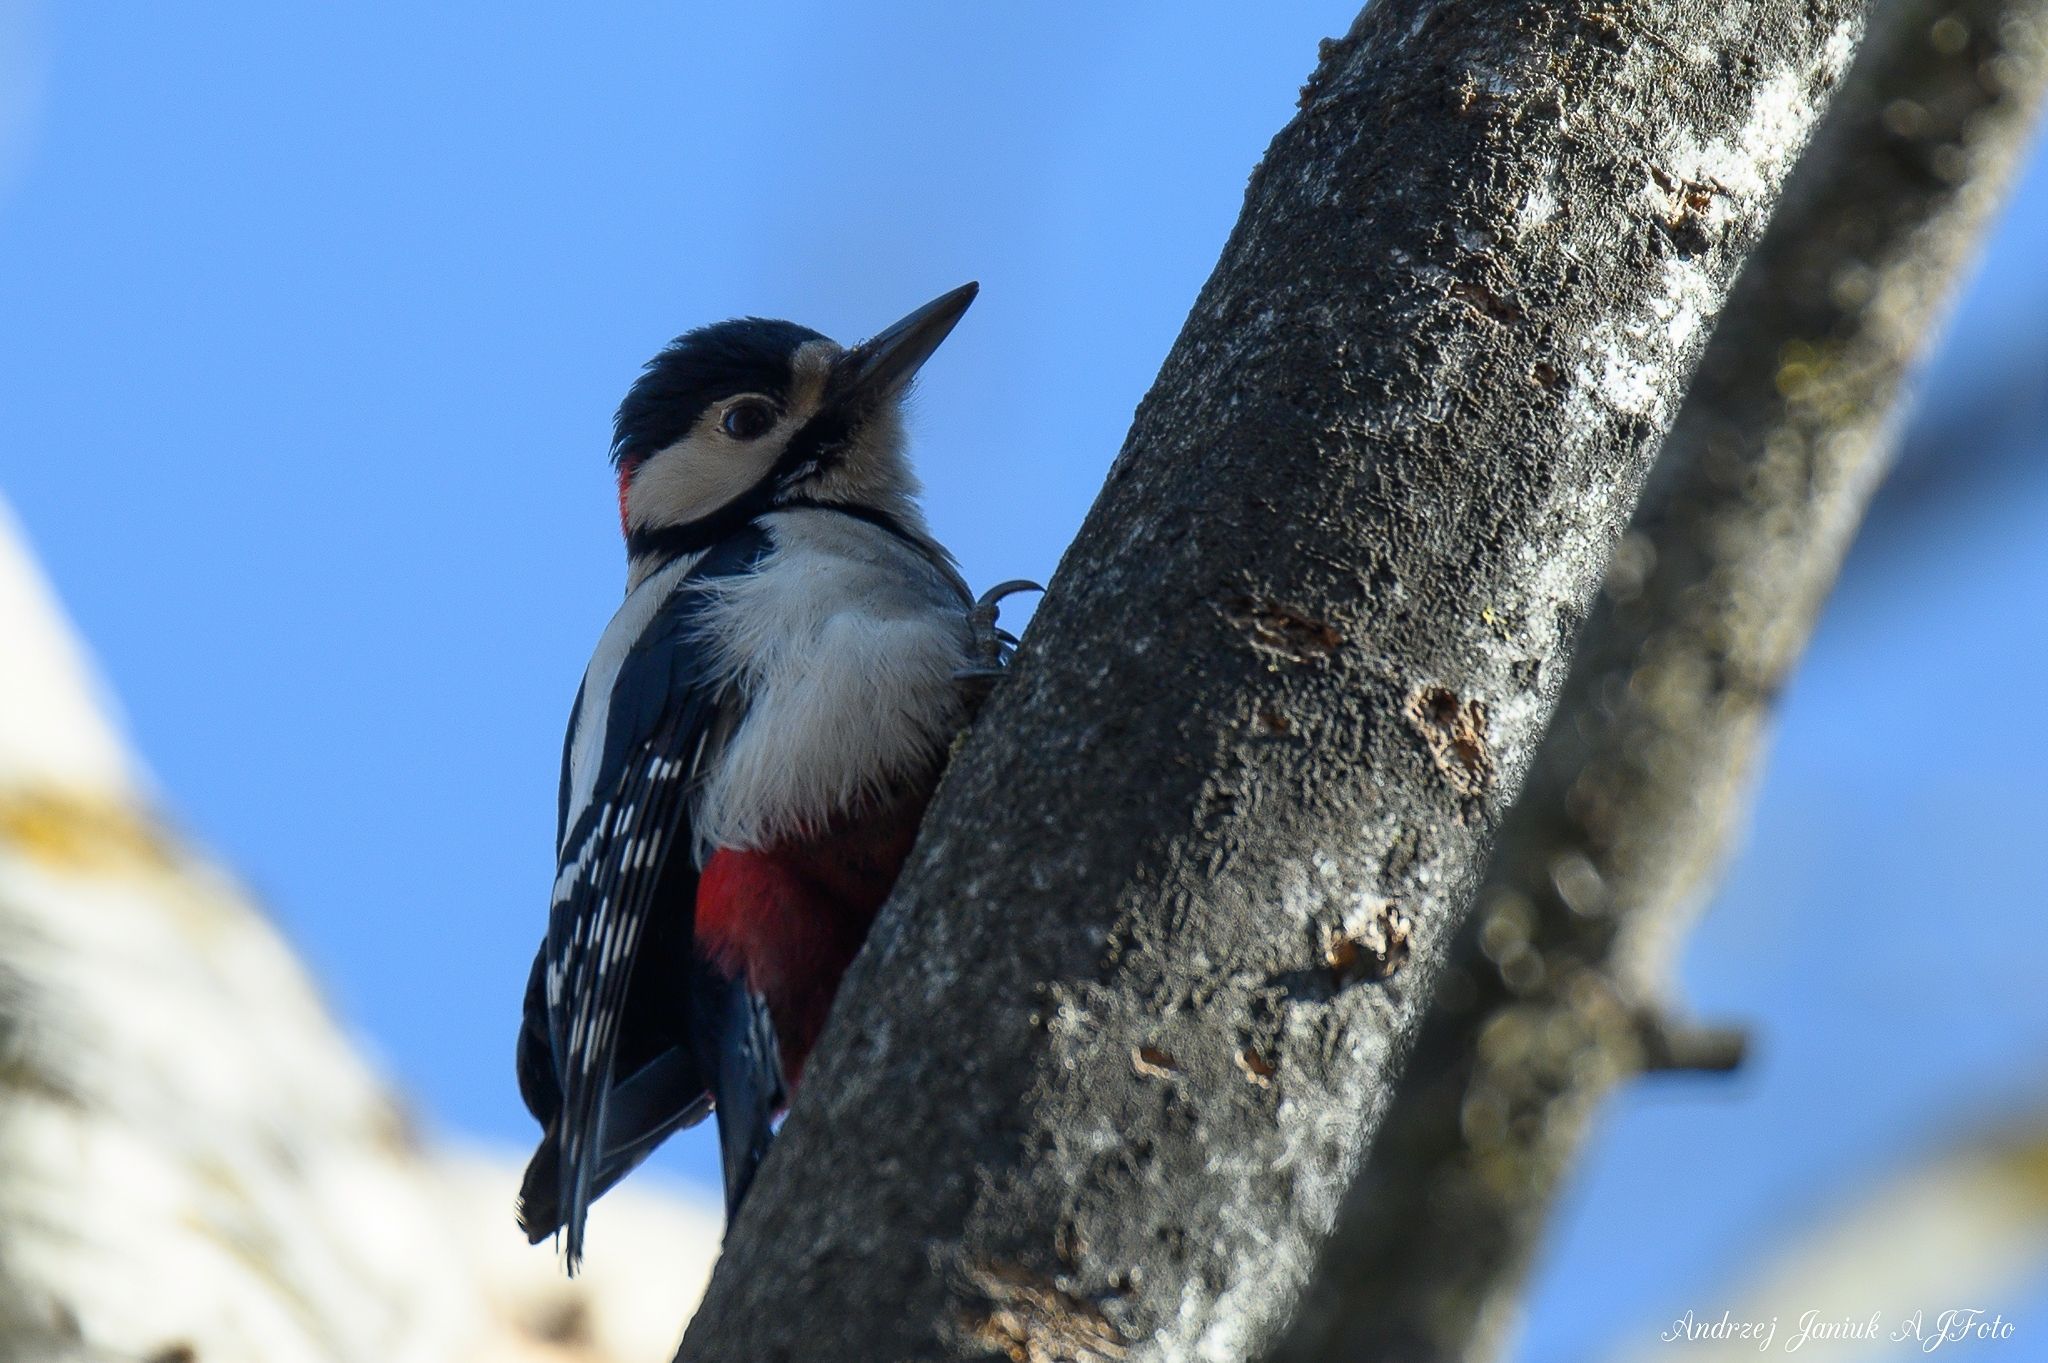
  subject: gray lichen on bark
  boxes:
[679,3,1870,1360]
[1265,1,2048,1359]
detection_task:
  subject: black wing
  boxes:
[516,528,773,1268]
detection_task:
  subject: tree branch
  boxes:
[1265,2,2048,1358]
[679,3,1871,1358]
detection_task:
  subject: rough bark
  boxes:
[678,4,1870,1359]
[1265,3,2048,1360]
[0,500,722,1363]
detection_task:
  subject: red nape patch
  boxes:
[695,804,926,1086]
[616,458,643,538]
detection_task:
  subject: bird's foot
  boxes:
[955,579,1042,682]
[955,579,1042,725]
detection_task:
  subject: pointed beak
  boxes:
[834,282,979,406]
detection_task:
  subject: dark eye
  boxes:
[721,399,776,441]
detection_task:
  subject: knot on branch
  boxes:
[1647,164,1728,255]
[957,1260,1129,1363]
[1297,29,1365,110]
[1405,685,1496,800]
[1325,900,1414,985]
[1635,1011,1751,1073]
[1222,595,1345,666]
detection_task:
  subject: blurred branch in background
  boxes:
[1602,1112,2048,1363]
[1269,1,2048,1359]
[0,499,719,1363]
[1850,337,2048,552]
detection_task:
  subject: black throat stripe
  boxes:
[627,496,935,572]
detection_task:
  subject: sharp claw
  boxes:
[963,579,1041,681]
[975,579,1044,609]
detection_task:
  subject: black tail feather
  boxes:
[517,954,784,1257]
[516,1047,712,1253]
[693,962,787,1222]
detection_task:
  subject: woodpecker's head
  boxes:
[610,282,977,565]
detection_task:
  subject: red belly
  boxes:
[694,794,928,1086]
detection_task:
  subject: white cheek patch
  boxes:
[627,417,788,531]
[624,344,840,532]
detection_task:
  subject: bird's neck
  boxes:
[622,488,939,594]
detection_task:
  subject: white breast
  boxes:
[690,510,973,854]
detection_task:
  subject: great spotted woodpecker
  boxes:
[514,283,1031,1268]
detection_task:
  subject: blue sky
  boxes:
[2,5,2044,1359]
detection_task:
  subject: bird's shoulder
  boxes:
[556,529,772,847]
[752,502,972,615]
